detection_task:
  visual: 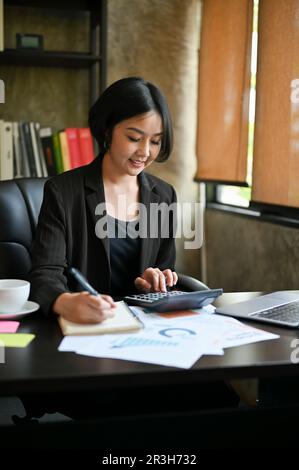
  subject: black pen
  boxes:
[68,267,99,296]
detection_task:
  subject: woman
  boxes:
[29,77,178,323]
[25,77,239,420]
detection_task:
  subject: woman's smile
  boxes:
[128,158,147,168]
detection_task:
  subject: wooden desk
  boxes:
[2,292,299,449]
[1,292,299,396]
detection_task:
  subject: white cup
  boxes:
[0,279,30,313]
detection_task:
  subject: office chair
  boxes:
[0,178,47,279]
[0,177,208,422]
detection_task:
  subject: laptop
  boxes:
[215,291,299,328]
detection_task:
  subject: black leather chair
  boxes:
[0,177,208,290]
[0,178,47,280]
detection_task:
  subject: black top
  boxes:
[108,215,141,297]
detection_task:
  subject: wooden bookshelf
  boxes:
[0,0,107,102]
[0,0,107,180]
[0,49,101,68]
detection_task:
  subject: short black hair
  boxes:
[88,77,173,162]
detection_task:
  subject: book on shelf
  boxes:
[65,128,82,169]
[0,121,13,181]
[22,122,37,177]
[0,119,96,180]
[66,127,95,169]
[35,123,48,177]
[18,122,31,177]
[0,121,3,179]
[52,131,64,175]
[59,131,71,171]
[58,301,143,336]
[30,122,43,177]
[39,126,56,177]
[78,127,95,166]
[12,122,23,178]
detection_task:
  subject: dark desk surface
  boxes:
[2,292,299,396]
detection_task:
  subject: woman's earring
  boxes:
[103,140,108,151]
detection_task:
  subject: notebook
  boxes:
[58,301,143,335]
[215,291,299,328]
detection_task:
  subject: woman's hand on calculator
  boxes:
[134,268,178,293]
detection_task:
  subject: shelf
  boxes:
[0,49,101,68]
[2,0,107,101]
[4,0,98,11]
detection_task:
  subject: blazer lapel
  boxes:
[84,156,110,265]
[139,171,160,275]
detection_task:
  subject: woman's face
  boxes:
[106,111,163,176]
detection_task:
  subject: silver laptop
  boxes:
[216,291,299,328]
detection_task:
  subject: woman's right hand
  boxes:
[52,291,116,324]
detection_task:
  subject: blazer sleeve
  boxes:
[29,179,70,315]
[154,185,177,272]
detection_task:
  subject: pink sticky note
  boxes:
[0,321,20,333]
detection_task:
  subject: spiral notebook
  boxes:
[58,301,143,335]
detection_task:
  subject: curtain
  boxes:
[195,0,253,185]
[251,0,299,207]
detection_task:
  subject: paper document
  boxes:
[0,333,35,347]
[0,321,19,333]
[58,306,279,369]
[59,301,142,335]
[171,310,280,349]
[59,308,223,369]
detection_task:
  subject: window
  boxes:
[197,0,299,216]
[217,0,258,208]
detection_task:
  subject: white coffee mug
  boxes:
[0,279,30,313]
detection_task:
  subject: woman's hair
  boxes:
[88,77,173,162]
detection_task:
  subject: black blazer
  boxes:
[29,156,177,314]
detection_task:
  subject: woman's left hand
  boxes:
[134,267,178,293]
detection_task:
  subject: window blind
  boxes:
[251,0,299,207]
[195,0,253,185]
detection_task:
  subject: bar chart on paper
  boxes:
[110,336,177,349]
